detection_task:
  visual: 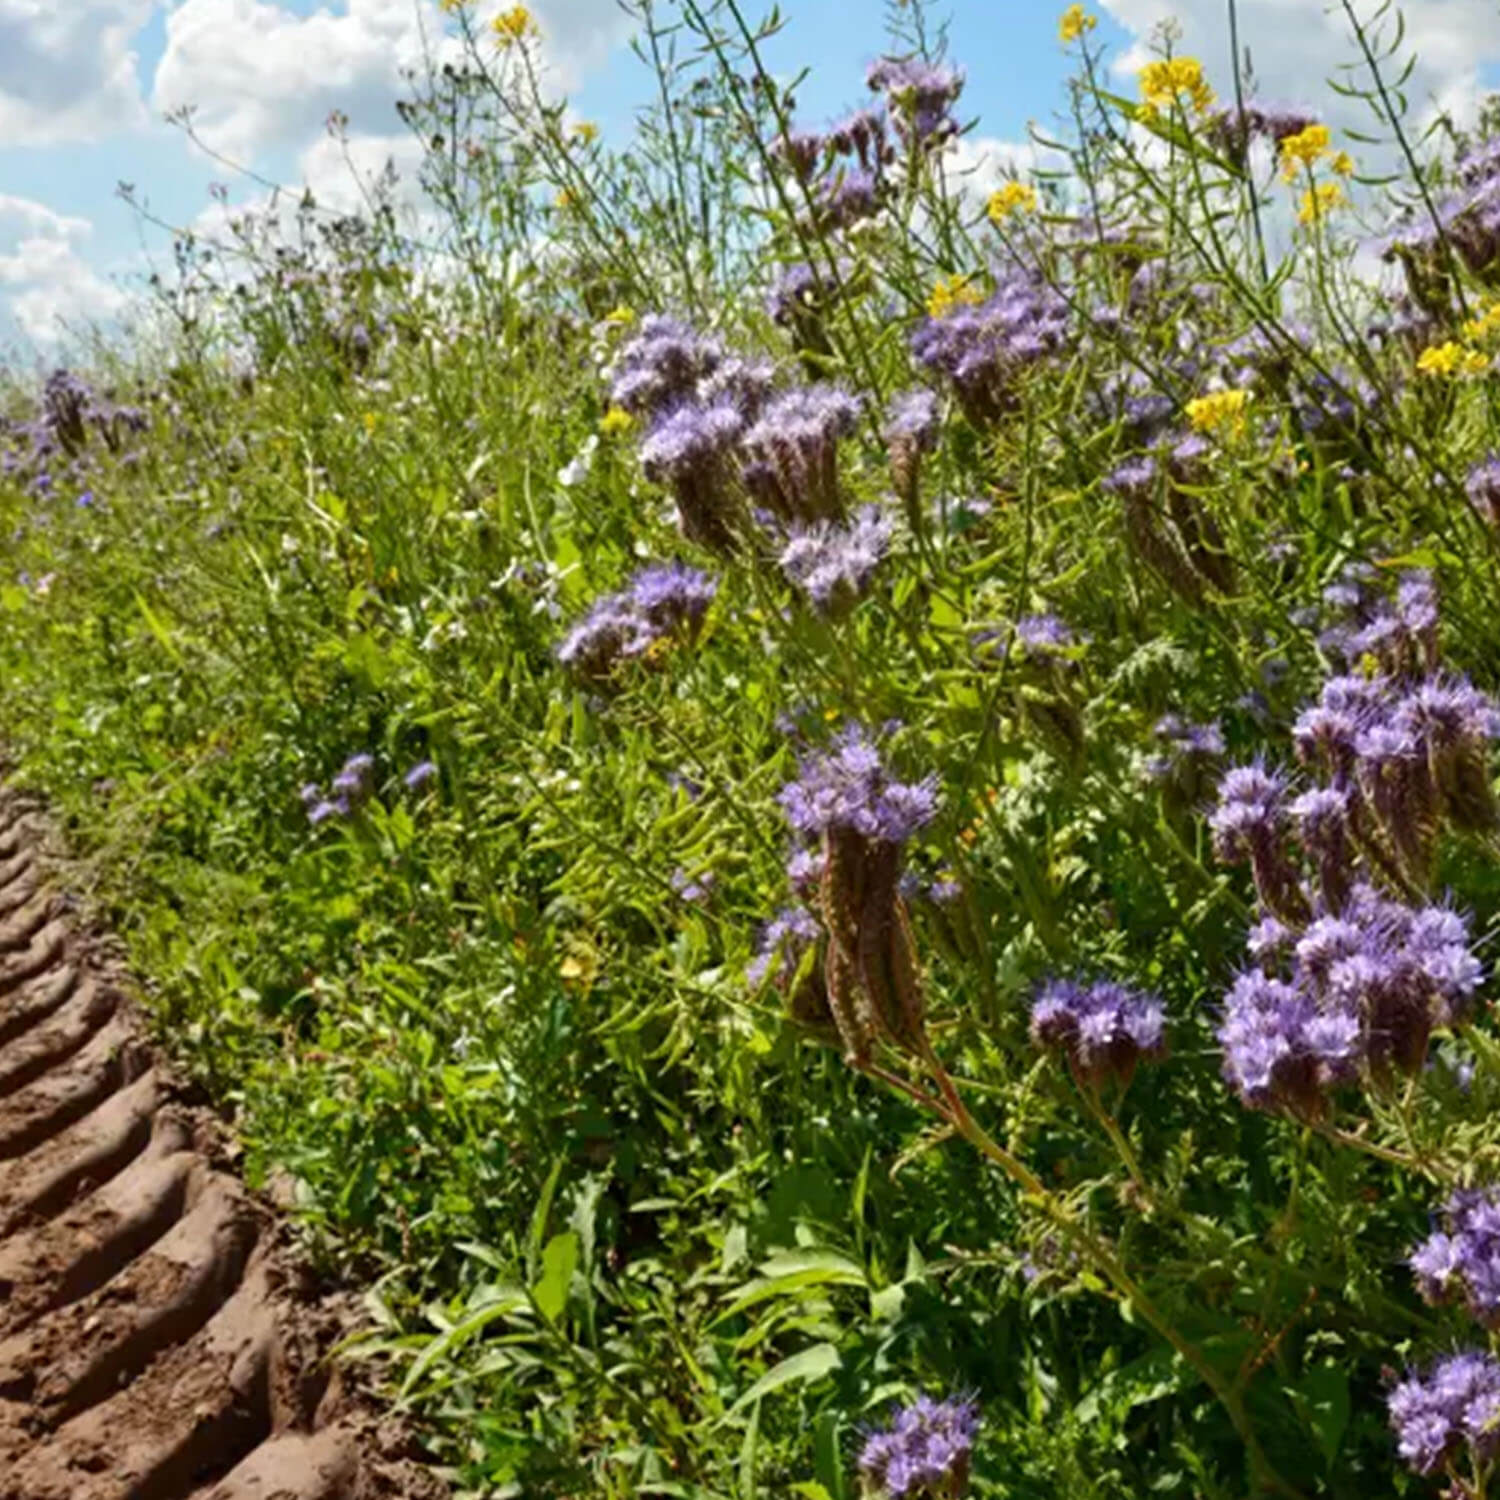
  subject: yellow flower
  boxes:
[555,187,575,210]
[1331,150,1355,176]
[362,411,377,435]
[570,121,599,146]
[987,181,1037,222]
[1461,302,1500,342]
[604,304,636,327]
[927,272,983,319]
[1298,182,1345,225]
[1417,342,1466,377]
[1185,388,1250,436]
[1059,4,1096,42]
[1278,122,1330,180]
[492,5,536,44]
[1463,349,1492,375]
[1139,56,1214,117]
[599,406,633,436]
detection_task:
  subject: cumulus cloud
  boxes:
[0,197,130,346]
[0,0,153,145]
[152,0,636,164]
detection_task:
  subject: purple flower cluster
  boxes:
[1205,101,1321,164]
[1145,714,1225,780]
[1388,1351,1500,1476]
[1410,1186,1500,1325]
[746,904,819,988]
[778,725,938,847]
[1379,131,1500,284]
[1466,455,1500,525]
[301,752,375,825]
[773,108,894,231]
[1029,978,1167,1086]
[556,562,716,680]
[1,368,150,500]
[1219,881,1482,1111]
[778,505,892,612]
[857,1394,978,1499]
[1318,565,1440,674]
[883,387,940,505]
[911,269,1068,428]
[866,57,965,149]
[743,383,860,522]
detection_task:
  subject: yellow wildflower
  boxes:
[604,304,636,327]
[1464,349,1491,375]
[1279,122,1330,180]
[555,188,575,210]
[1462,302,1500,342]
[987,181,1037,222]
[1185,388,1250,437]
[1139,56,1214,117]
[362,411,377,435]
[599,406,633,436]
[927,272,983,319]
[570,121,599,146]
[492,5,536,44]
[1059,4,1097,43]
[1416,343,1476,381]
[1298,182,1345,225]
[1331,150,1355,176]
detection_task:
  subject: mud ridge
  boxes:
[0,785,446,1500]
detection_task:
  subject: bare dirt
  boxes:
[0,786,448,1500]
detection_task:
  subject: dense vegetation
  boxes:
[6,2,1500,1495]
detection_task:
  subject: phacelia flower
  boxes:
[1410,1185,1500,1326]
[779,505,892,613]
[866,57,965,148]
[779,725,937,846]
[743,384,860,522]
[1030,977,1168,1086]
[857,1395,978,1499]
[1388,1351,1500,1475]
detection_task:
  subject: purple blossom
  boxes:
[557,564,716,678]
[778,725,938,846]
[747,905,820,988]
[1465,455,1500,523]
[1029,977,1168,1084]
[866,57,965,148]
[743,383,860,522]
[1388,1351,1500,1475]
[608,316,725,419]
[403,760,437,790]
[857,1395,978,1499]
[1411,1186,1500,1326]
[778,505,892,611]
[911,269,1068,427]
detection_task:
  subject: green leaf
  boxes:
[398,1287,529,1398]
[723,1343,842,1419]
[531,1230,579,1323]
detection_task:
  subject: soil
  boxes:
[0,786,448,1500]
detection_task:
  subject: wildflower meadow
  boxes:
[7,1,1500,1495]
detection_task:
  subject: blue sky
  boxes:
[1,0,1499,356]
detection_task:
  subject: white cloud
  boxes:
[0,0,154,145]
[152,0,636,164]
[0,197,130,346]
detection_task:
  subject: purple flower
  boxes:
[857,1395,978,1499]
[778,505,892,611]
[331,752,375,800]
[747,905,820,988]
[882,388,940,448]
[1029,977,1168,1084]
[1465,454,1500,523]
[608,316,725,419]
[403,760,437,790]
[557,563,716,678]
[743,384,860,522]
[1410,1186,1500,1325]
[1388,1351,1500,1475]
[866,57,965,148]
[778,725,938,845]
